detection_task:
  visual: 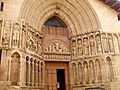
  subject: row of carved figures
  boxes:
[71,32,120,58]
[0,20,43,55]
[71,57,113,85]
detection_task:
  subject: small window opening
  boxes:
[118,14,120,21]
[0,2,4,11]
[0,49,2,64]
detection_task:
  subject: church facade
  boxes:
[0,0,120,90]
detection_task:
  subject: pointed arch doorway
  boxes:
[42,16,70,90]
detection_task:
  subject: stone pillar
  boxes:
[18,55,26,87]
[38,61,41,87]
[32,60,34,86]
[9,21,13,47]
[20,56,26,86]
[8,57,12,83]
[36,61,38,86]
[94,62,98,83]
[27,59,31,86]
[0,20,4,46]
[76,64,79,85]
[41,62,45,88]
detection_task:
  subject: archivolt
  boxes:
[19,0,101,36]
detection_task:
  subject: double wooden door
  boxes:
[45,61,69,90]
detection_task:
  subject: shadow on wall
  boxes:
[85,87,105,90]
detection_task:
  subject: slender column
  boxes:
[9,21,13,47]
[20,56,26,86]
[19,21,23,48]
[8,57,12,82]
[94,62,98,83]
[38,61,41,87]
[36,61,38,86]
[32,60,34,86]
[0,20,4,46]
[94,34,97,55]
[41,62,45,88]
[27,59,31,86]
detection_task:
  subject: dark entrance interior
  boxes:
[57,69,66,90]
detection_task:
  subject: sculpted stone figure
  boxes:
[2,33,8,45]
[83,38,89,55]
[38,42,42,55]
[77,39,82,56]
[90,36,95,55]
[12,24,20,47]
[96,35,102,53]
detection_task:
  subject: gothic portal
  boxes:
[0,0,120,90]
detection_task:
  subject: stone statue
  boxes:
[102,34,108,53]
[83,38,89,55]
[12,24,20,47]
[2,33,8,45]
[38,42,42,55]
[13,30,19,47]
[96,35,102,53]
[77,39,82,56]
[72,47,76,56]
[90,36,95,55]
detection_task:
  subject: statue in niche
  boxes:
[72,47,76,56]
[12,24,20,47]
[2,33,9,45]
[83,38,89,55]
[2,21,11,46]
[29,39,34,50]
[72,40,76,47]
[96,35,102,53]
[21,25,26,48]
[102,34,108,53]
[108,35,114,52]
[90,36,95,55]
[77,39,82,56]
[38,42,42,55]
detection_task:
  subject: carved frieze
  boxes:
[2,20,11,46]
[45,40,69,54]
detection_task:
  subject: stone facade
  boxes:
[0,0,120,90]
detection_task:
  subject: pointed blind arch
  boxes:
[44,16,67,28]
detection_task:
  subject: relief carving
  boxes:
[77,39,83,56]
[83,38,89,55]
[45,41,69,53]
[12,23,20,47]
[90,36,95,55]
[96,35,102,53]
[2,20,11,46]
[2,33,9,45]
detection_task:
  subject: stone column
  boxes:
[41,62,45,88]
[9,21,13,47]
[19,55,25,86]
[32,60,34,86]
[38,61,41,87]
[8,57,12,83]
[94,62,98,83]
[27,59,31,86]
[0,20,4,46]
[21,56,26,86]
[36,61,38,86]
